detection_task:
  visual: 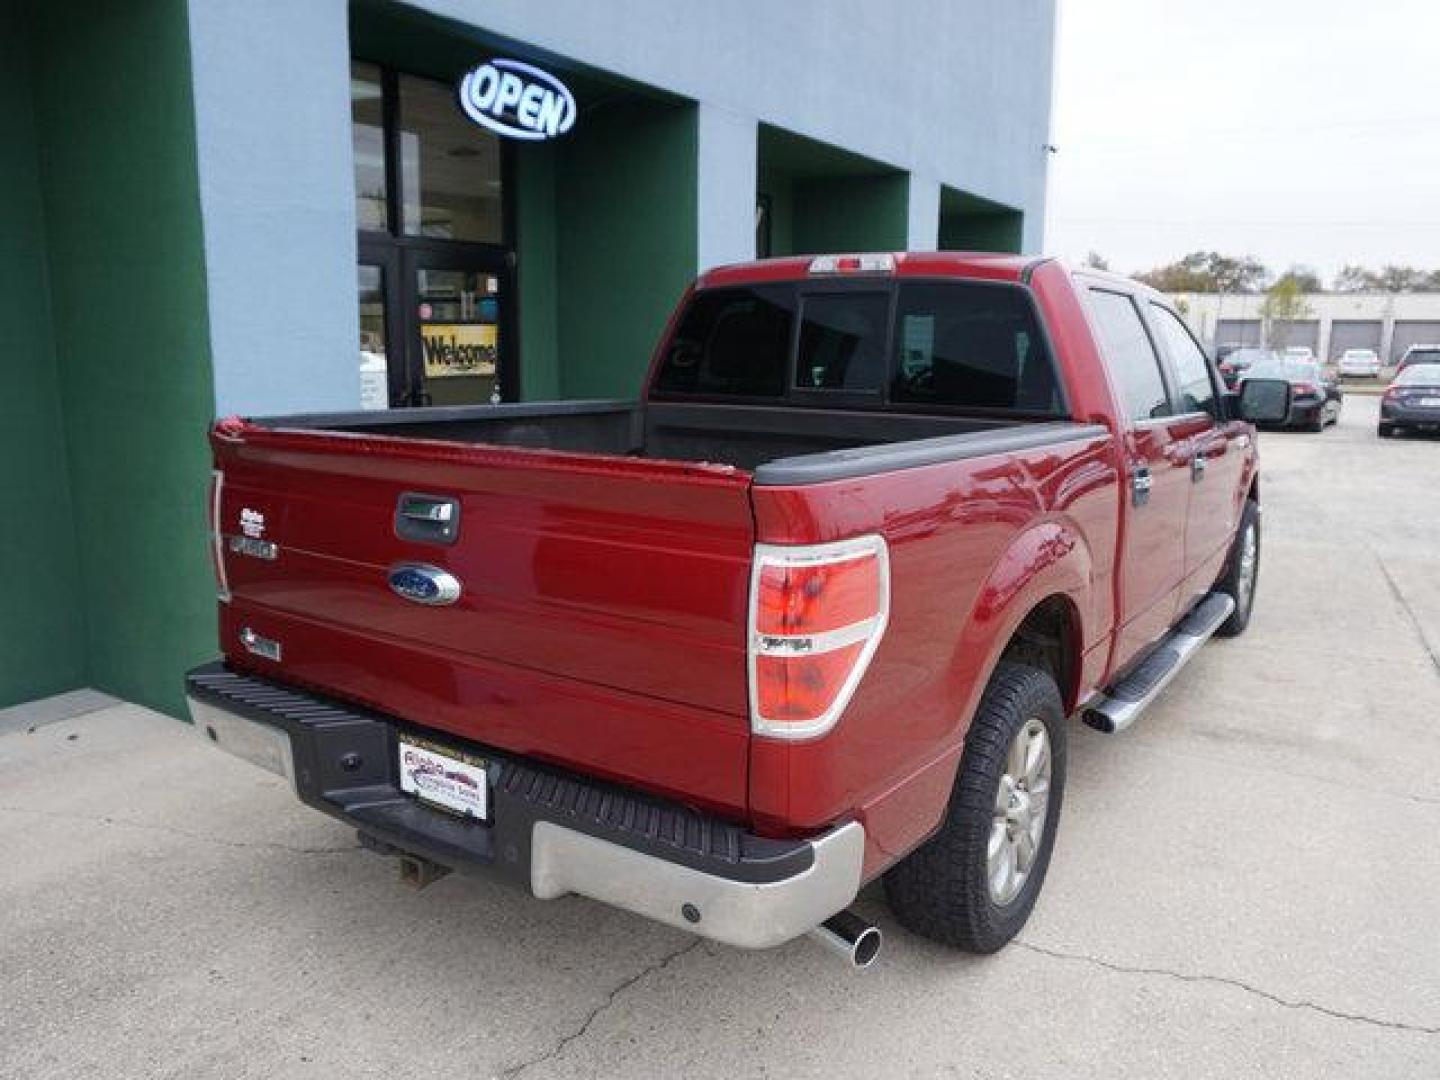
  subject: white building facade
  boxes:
[1175,291,1440,364]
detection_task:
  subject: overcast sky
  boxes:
[1045,0,1440,283]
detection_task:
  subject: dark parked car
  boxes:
[1241,357,1342,431]
[1379,362,1440,437]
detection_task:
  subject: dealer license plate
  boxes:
[398,737,489,821]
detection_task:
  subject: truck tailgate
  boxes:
[211,424,755,815]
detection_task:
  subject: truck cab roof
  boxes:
[698,251,1048,289]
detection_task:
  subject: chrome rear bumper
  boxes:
[186,662,863,951]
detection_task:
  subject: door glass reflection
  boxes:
[357,265,389,410]
[416,268,501,406]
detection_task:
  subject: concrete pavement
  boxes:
[2,395,1438,1078]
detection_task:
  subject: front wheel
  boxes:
[883,662,1066,953]
[1215,499,1260,637]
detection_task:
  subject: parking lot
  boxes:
[2,394,1437,1079]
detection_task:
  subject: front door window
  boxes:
[357,264,390,410]
[352,60,514,408]
[414,265,503,406]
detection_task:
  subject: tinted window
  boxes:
[796,293,889,392]
[397,74,503,242]
[351,62,387,232]
[1150,305,1218,415]
[892,284,1062,413]
[652,287,791,398]
[1087,289,1171,421]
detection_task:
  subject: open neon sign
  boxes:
[457,59,576,141]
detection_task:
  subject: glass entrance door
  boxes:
[402,248,511,407]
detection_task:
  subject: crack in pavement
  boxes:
[1372,552,1440,678]
[0,805,360,855]
[1016,940,1440,1036]
[499,937,705,1078]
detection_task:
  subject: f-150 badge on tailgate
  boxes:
[388,563,462,606]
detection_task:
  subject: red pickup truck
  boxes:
[188,253,1289,966]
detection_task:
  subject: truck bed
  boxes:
[247,398,1087,479]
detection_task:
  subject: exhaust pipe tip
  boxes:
[809,910,883,969]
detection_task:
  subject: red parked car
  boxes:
[189,253,1288,966]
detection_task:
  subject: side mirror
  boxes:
[1235,377,1291,423]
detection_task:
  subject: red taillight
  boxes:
[1293,381,1320,396]
[209,469,230,602]
[748,535,889,739]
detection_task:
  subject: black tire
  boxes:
[1305,415,1324,433]
[1215,499,1260,637]
[1378,423,1394,438]
[883,661,1066,953]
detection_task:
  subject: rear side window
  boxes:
[795,293,889,392]
[652,287,792,398]
[1086,289,1172,421]
[1149,304,1218,416]
[892,284,1062,412]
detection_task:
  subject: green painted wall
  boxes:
[28,0,216,718]
[939,186,1025,254]
[940,210,1025,254]
[793,174,909,254]
[0,2,87,708]
[515,145,561,401]
[553,100,697,399]
[756,166,795,257]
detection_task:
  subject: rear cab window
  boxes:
[652,279,1066,416]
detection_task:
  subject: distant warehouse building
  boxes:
[1174,291,1440,365]
[2,0,1058,715]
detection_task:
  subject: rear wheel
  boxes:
[883,662,1066,953]
[1215,499,1260,637]
[1378,423,1395,438]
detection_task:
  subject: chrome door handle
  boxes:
[395,492,460,545]
[1131,465,1153,507]
[1191,453,1207,480]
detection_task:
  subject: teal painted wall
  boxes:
[792,174,909,254]
[553,100,698,399]
[940,210,1025,254]
[515,145,561,401]
[0,2,87,708]
[28,0,216,718]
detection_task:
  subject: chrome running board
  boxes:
[1083,592,1235,734]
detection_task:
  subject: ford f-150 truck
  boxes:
[188,252,1290,966]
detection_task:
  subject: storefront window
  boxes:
[351,62,387,233]
[351,62,512,409]
[357,264,389,410]
[398,74,503,242]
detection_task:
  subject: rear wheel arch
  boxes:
[997,595,1084,715]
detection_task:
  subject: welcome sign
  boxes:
[422,324,497,378]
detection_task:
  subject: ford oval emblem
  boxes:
[388,563,462,606]
[457,59,576,141]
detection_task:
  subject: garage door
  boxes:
[1389,320,1440,363]
[1217,319,1261,346]
[1274,320,1319,353]
[1328,320,1382,360]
